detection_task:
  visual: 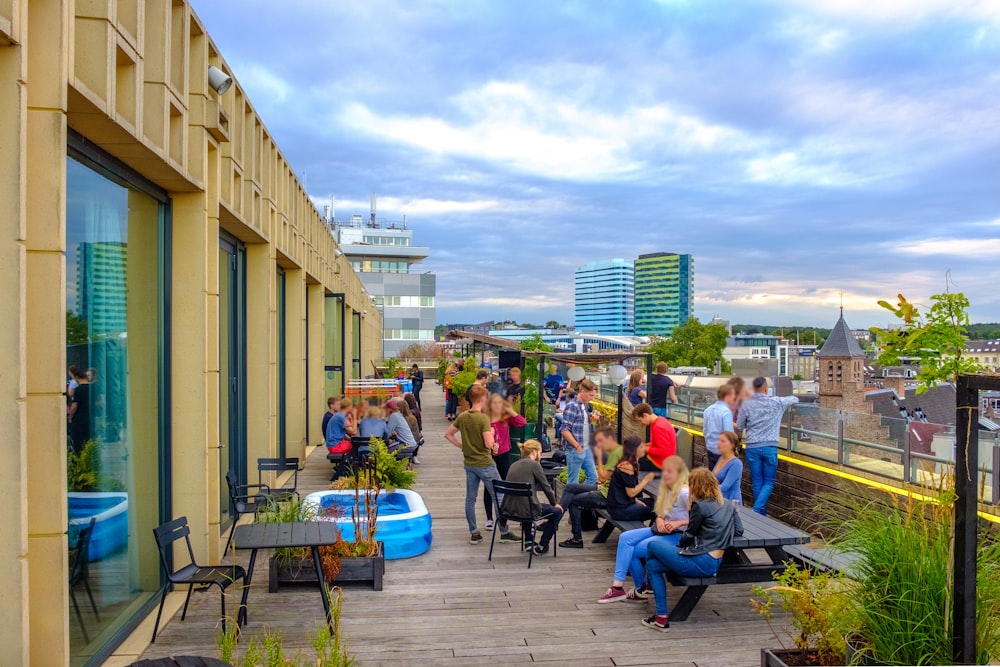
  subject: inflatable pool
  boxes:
[68,492,129,561]
[303,489,432,559]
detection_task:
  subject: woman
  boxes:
[358,405,388,439]
[642,468,743,632]
[67,366,91,453]
[482,393,528,528]
[444,362,459,421]
[607,436,657,523]
[403,392,422,432]
[625,369,646,407]
[397,400,422,443]
[713,431,744,505]
[598,455,690,603]
[726,376,751,420]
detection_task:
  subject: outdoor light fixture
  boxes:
[567,366,586,382]
[334,249,343,258]
[207,66,233,95]
[608,364,629,386]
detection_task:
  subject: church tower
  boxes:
[817,310,868,411]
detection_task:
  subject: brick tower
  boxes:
[817,310,868,411]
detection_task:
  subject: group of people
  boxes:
[324,392,423,462]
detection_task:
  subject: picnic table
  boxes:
[233,522,340,633]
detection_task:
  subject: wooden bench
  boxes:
[591,509,646,544]
[782,544,859,576]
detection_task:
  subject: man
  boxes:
[321,396,339,442]
[736,377,798,516]
[503,439,564,555]
[504,366,524,407]
[384,398,417,453]
[648,362,678,417]
[560,379,599,486]
[633,403,676,469]
[446,384,518,544]
[543,364,564,405]
[558,427,623,548]
[702,384,738,469]
[325,397,356,454]
[465,369,489,406]
[408,364,424,407]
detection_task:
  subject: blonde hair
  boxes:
[627,369,644,392]
[688,468,724,504]
[653,456,690,516]
[520,439,542,458]
[365,405,384,420]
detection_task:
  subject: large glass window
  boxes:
[66,150,168,665]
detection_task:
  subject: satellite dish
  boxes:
[567,366,586,382]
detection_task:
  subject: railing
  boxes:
[594,377,1000,504]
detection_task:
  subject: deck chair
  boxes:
[223,470,271,555]
[256,457,300,501]
[69,517,99,643]
[488,480,559,569]
[151,516,246,642]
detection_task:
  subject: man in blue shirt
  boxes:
[736,377,798,515]
[543,364,564,404]
[325,397,356,452]
[702,384,737,469]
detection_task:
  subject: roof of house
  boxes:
[817,313,866,359]
[866,383,957,426]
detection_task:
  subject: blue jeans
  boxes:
[464,464,506,534]
[565,446,598,487]
[653,407,667,418]
[646,541,722,616]
[745,444,778,515]
[613,528,682,585]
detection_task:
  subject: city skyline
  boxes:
[191,0,1000,328]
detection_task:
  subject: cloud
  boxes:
[895,238,1000,257]
[777,0,1000,24]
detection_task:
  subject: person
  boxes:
[649,362,678,417]
[385,398,417,453]
[67,366,91,453]
[504,367,524,406]
[325,397,356,454]
[445,384,518,545]
[358,405,388,439]
[403,392,423,432]
[702,384,738,469]
[465,369,489,406]
[558,426,623,548]
[736,377,798,515]
[543,364,564,405]
[598,455,690,603]
[642,468,743,632]
[625,369,646,407]
[502,439,564,555]
[444,362,459,421]
[606,436,657,523]
[67,365,81,398]
[321,396,340,440]
[408,364,424,407]
[726,376,752,420]
[397,400,422,462]
[482,393,528,529]
[713,431,744,505]
[633,403,676,469]
[560,379,599,487]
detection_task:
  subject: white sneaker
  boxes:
[485,519,494,530]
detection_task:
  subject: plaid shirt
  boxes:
[560,398,590,447]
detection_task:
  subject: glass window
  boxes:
[66,152,167,664]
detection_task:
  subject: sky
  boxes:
[191,0,1000,329]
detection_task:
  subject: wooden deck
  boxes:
[137,387,784,666]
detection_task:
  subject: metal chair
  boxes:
[69,517,99,643]
[223,470,271,555]
[256,457,300,501]
[151,516,246,642]
[488,480,559,568]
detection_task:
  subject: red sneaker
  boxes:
[597,587,627,604]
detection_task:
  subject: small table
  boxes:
[233,522,340,632]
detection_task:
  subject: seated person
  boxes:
[606,436,657,523]
[502,439,564,555]
[325,398,356,454]
[633,403,676,469]
[712,431,744,505]
[321,396,339,440]
[384,399,417,453]
[642,468,743,632]
[358,405,388,439]
[557,427,622,548]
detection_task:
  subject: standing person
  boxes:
[465,370,489,406]
[67,366,91,453]
[642,469,743,632]
[713,431,744,505]
[504,366,524,406]
[358,405,388,439]
[445,385,518,545]
[560,379,599,487]
[502,440,564,555]
[702,384,738,469]
[606,436,657,523]
[632,403,676,469]
[482,394,528,529]
[543,364,564,405]
[727,376,752,420]
[325,397,356,454]
[408,364,424,407]
[403,393,422,432]
[736,377,798,515]
[444,362,459,421]
[321,396,340,440]
[625,369,647,407]
[558,427,623,548]
[649,362,678,417]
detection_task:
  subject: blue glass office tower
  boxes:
[574,259,634,335]
[634,252,694,337]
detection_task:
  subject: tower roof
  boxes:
[817,313,866,358]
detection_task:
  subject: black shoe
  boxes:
[533,544,549,555]
[558,537,584,549]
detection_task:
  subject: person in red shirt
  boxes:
[633,403,676,468]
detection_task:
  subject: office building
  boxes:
[574,259,634,335]
[633,252,694,337]
[332,211,436,359]
[76,242,128,336]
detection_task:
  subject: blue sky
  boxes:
[191,0,1000,328]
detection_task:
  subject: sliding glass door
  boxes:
[218,236,246,530]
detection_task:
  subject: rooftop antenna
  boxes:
[330,196,335,223]
[402,214,407,229]
[839,291,844,317]
[369,193,376,228]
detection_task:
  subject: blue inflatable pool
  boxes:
[303,489,432,559]
[68,492,129,561]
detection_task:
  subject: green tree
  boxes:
[647,318,731,373]
[519,334,553,422]
[67,311,88,346]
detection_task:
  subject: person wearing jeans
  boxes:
[736,377,798,516]
[502,439,564,555]
[560,379,599,486]
[558,428,624,548]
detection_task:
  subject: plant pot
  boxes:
[522,423,537,440]
[760,649,822,667]
[268,541,384,592]
[844,636,892,666]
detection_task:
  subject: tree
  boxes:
[67,311,88,346]
[647,318,731,373]
[519,334,553,422]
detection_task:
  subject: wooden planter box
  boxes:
[268,542,384,592]
[760,648,820,667]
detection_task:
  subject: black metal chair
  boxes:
[256,457,300,501]
[487,480,559,569]
[223,470,271,555]
[151,516,246,642]
[329,436,371,480]
[69,517,99,643]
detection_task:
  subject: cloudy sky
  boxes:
[191,0,1000,328]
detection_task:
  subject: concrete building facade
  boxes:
[633,252,693,337]
[574,258,634,335]
[1,2,382,664]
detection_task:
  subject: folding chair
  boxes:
[151,516,246,642]
[69,518,99,643]
[488,480,559,568]
[223,470,271,555]
[256,457,300,501]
